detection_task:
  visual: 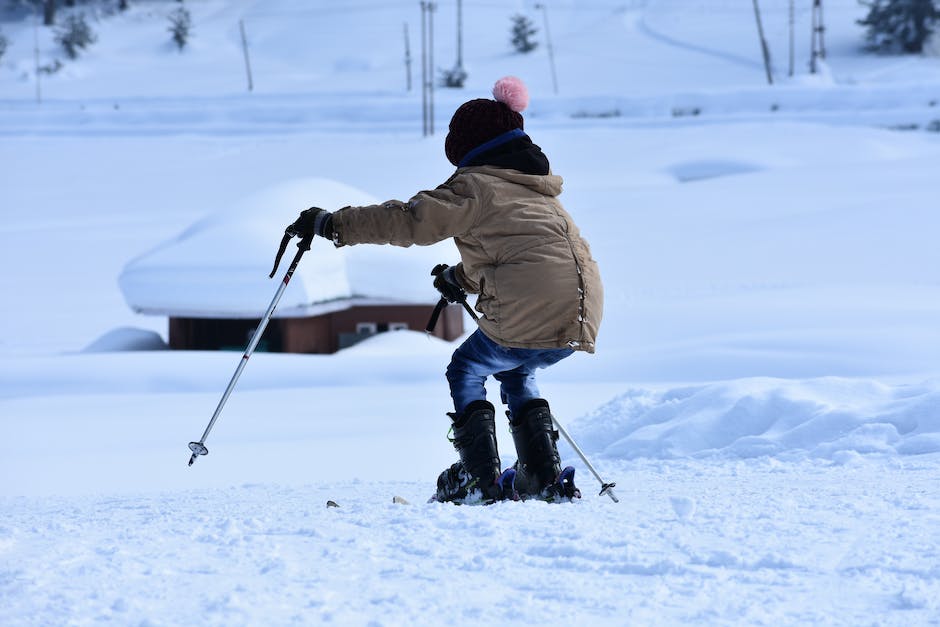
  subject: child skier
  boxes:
[285,76,603,503]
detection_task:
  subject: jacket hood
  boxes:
[461,165,564,198]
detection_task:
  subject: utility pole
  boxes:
[816,0,826,59]
[752,0,773,85]
[442,0,467,88]
[788,0,795,78]
[420,2,428,135]
[404,22,412,91]
[428,1,435,134]
[239,19,254,92]
[33,7,41,104]
[810,0,826,73]
[456,0,463,72]
[535,3,558,94]
[420,2,436,136]
[810,0,819,73]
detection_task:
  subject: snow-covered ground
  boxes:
[2,1,940,625]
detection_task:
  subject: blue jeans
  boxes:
[446,329,573,419]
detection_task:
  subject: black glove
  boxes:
[431,263,466,303]
[286,207,333,239]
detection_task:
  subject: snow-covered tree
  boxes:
[54,13,97,59]
[43,0,55,26]
[858,0,940,53]
[168,6,191,51]
[0,30,7,61]
[439,65,468,88]
[510,14,538,54]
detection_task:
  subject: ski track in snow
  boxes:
[2,458,940,626]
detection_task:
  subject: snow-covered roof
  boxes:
[118,178,459,318]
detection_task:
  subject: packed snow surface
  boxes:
[2,0,940,625]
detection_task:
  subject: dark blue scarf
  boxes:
[458,129,551,175]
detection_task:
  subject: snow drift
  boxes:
[577,377,940,461]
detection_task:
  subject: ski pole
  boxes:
[187,231,314,467]
[425,295,477,335]
[551,415,619,502]
[425,263,478,335]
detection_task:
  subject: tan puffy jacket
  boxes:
[332,166,603,352]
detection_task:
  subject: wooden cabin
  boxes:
[167,303,463,353]
[118,178,466,354]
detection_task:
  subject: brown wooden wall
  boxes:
[169,303,465,354]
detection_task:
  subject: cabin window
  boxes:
[356,322,378,335]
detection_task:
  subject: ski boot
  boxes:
[509,399,581,502]
[433,400,504,504]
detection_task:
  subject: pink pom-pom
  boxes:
[492,76,529,113]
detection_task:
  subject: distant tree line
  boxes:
[4,1,186,27]
[2,0,190,61]
[6,1,126,26]
[5,0,936,73]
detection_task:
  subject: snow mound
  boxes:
[337,328,456,357]
[668,159,762,182]
[118,177,371,317]
[576,377,940,461]
[80,327,168,353]
[118,177,458,318]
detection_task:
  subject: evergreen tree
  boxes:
[54,13,97,59]
[168,6,191,51]
[439,65,468,88]
[43,0,55,26]
[510,14,538,54]
[0,30,7,61]
[858,0,939,53]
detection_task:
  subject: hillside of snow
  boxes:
[2,1,940,625]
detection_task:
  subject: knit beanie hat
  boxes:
[444,76,530,167]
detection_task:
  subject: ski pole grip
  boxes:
[296,233,313,253]
[426,297,448,334]
[269,231,293,278]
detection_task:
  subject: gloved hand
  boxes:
[286,207,333,239]
[431,263,466,303]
